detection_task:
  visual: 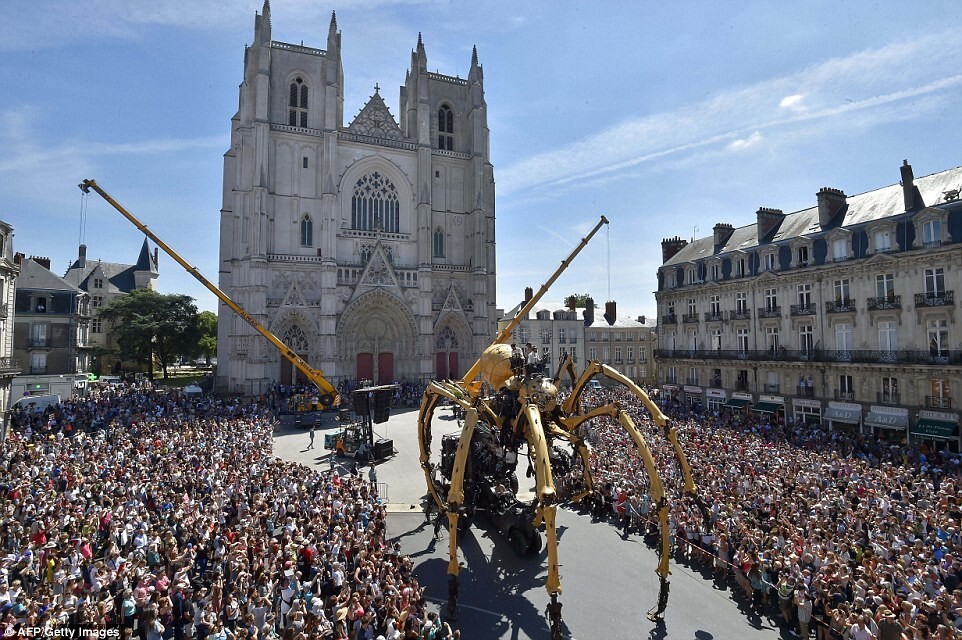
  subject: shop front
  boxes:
[824,401,862,432]
[683,385,703,413]
[705,388,727,413]
[723,392,753,413]
[911,409,960,453]
[752,394,785,421]
[792,398,822,425]
[864,405,909,444]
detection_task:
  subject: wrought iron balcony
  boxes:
[826,298,857,313]
[682,313,700,323]
[764,383,780,393]
[734,380,750,391]
[29,338,50,348]
[0,303,7,318]
[877,392,900,405]
[757,306,781,319]
[915,291,954,307]
[728,309,752,321]
[685,377,699,386]
[790,304,817,316]
[704,311,724,322]
[868,295,902,311]
[661,314,678,325]
[0,357,21,375]
[926,396,952,409]
[797,385,815,398]
[654,348,962,366]
[30,366,47,375]
[835,390,855,401]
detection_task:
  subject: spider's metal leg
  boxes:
[614,408,672,621]
[443,406,478,618]
[522,404,562,597]
[560,360,603,415]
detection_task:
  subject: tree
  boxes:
[196,310,217,366]
[99,289,201,380]
[564,293,593,308]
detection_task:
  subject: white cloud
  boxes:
[779,94,805,110]
[499,32,962,198]
[727,131,763,152]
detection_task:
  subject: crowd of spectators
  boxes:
[0,384,452,639]
[571,385,962,639]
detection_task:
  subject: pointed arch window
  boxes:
[300,214,313,247]
[433,227,445,258]
[289,77,308,127]
[438,105,453,150]
[351,172,400,233]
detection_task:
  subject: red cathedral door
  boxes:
[435,352,448,380]
[378,353,394,384]
[356,353,373,382]
[448,352,459,380]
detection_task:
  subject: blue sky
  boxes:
[3,0,962,322]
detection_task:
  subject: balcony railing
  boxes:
[915,291,954,307]
[926,396,953,409]
[654,348,962,366]
[682,313,700,324]
[685,377,699,386]
[29,338,50,348]
[0,357,21,374]
[868,295,902,311]
[877,392,900,405]
[764,383,780,393]
[835,390,855,401]
[704,311,724,322]
[30,366,47,375]
[757,306,781,319]
[661,315,677,325]
[0,303,7,318]
[826,299,857,313]
[790,303,817,316]
[796,385,815,398]
[734,380,750,391]
[728,309,752,321]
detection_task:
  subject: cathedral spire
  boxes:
[328,11,338,40]
[327,10,340,55]
[468,44,482,83]
[415,32,427,70]
[254,0,272,44]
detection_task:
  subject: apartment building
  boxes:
[655,160,962,451]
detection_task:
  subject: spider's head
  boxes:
[521,376,559,413]
[479,344,514,390]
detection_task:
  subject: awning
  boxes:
[723,398,751,409]
[912,418,959,439]
[824,407,861,424]
[753,402,784,414]
[865,412,909,430]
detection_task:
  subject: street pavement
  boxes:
[272,405,786,640]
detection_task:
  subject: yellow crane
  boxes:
[79,179,339,407]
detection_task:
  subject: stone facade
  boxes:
[655,160,962,450]
[0,222,21,437]
[216,4,496,395]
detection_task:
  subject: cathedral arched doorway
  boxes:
[279,325,311,385]
[435,326,460,380]
[338,291,416,383]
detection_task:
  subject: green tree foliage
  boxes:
[99,289,200,380]
[197,310,217,366]
[564,293,593,308]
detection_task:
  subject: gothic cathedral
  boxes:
[215,3,497,395]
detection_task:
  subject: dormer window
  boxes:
[832,237,849,261]
[874,228,893,252]
[733,256,746,277]
[923,220,942,248]
[764,252,777,271]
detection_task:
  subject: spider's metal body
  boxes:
[417,217,702,635]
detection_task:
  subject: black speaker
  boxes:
[372,389,392,424]
[353,390,370,417]
[373,438,393,460]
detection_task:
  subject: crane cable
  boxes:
[78,187,88,247]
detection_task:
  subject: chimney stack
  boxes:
[900,159,924,212]
[583,297,595,326]
[712,223,734,249]
[78,244,87,269]
[660,236,688,263]
[637,315,646,324]
[604,301,617,326]
[31,256,51,270]
[14,252,24,266]
[816,187,847,227]
[524,287,533,302]
[756,207,785,240]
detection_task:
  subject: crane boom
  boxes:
[79,179,339,405]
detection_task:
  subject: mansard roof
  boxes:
[664,164,962,267]
[63,239,157,294]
